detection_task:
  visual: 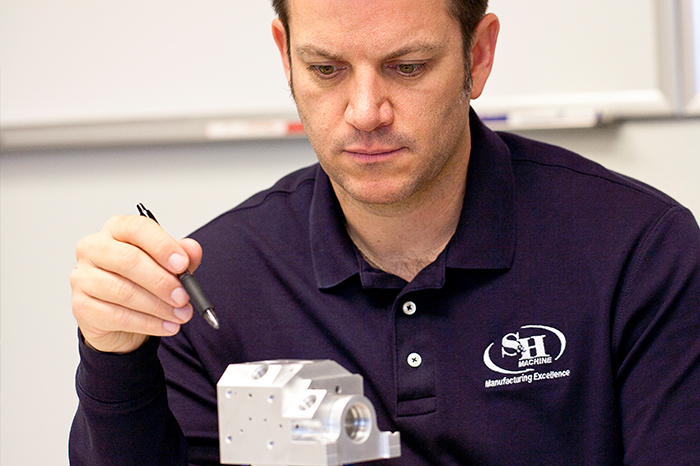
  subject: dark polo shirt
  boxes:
[71,113,700,465]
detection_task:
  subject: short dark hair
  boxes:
[271,0,489,61]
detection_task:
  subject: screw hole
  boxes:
[299,394,317,410]
[252,364,268,380]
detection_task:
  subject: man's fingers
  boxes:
[71,214,203,353]
[103,215,190,275]
[71,264,191,323]
[76,228,186,308]
[72,287,193,353]
[179,237,203,272]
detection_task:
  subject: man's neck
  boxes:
[337,172,467,282]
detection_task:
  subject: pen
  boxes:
[137,203,220,330]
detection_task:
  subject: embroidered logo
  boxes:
[483,325,570,388]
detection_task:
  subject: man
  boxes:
[69,0,700,465]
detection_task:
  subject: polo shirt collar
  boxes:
[446,108,516,269]
[309,168,360,288]
[310,108,516,289]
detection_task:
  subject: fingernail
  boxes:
[171,286,189,307]
[163,321,180,333]
[173,306,191,322]
[168,253,188,272]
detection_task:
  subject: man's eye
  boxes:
[316,65,336,75]
[393,63,424,76]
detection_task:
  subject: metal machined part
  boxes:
[217,360,401,465]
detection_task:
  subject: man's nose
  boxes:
[344,70,394,132]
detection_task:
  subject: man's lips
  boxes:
[343,147,405,158]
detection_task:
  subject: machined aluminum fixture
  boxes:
[217,360,401,465]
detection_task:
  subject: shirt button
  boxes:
[402,301,417,315]
[407,352,422,368]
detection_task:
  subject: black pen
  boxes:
[137,203,220,330]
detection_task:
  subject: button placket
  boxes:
[395,293,436,415]
[402,302,421,368]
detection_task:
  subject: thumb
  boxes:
[179,237,203,272]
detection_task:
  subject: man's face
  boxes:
[276,0,474,208]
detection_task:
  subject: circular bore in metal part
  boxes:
[251,364,268,379]
[344,402,372,443]
[299,394,317,410]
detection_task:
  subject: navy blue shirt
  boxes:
[71,113,700,465]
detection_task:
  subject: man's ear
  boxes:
[469,13,499,100]
[272,18,291,84]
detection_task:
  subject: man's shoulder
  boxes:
[498,131,680,211]
[191,164,321,242]
[214,163,319,217]
[236,163,320,211]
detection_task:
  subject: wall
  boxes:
[2,116,700,465]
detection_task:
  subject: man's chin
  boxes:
[335,179,418,208]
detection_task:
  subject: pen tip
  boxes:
[203,309,220,330]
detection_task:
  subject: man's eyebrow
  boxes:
[295,42,440,62]
[384,42,439,61]
[295,45,344,61]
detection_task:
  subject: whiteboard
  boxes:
[471,0,679,128]
[0,0,297,127]
[681,0,700,113]
[0,0,695,146]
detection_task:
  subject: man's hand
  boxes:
[70,215,202,353]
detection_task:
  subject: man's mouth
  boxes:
[343,147,405,158]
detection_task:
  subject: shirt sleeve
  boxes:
[613,205,700,464]
[157,326,225,465]
[69,332,188,466]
